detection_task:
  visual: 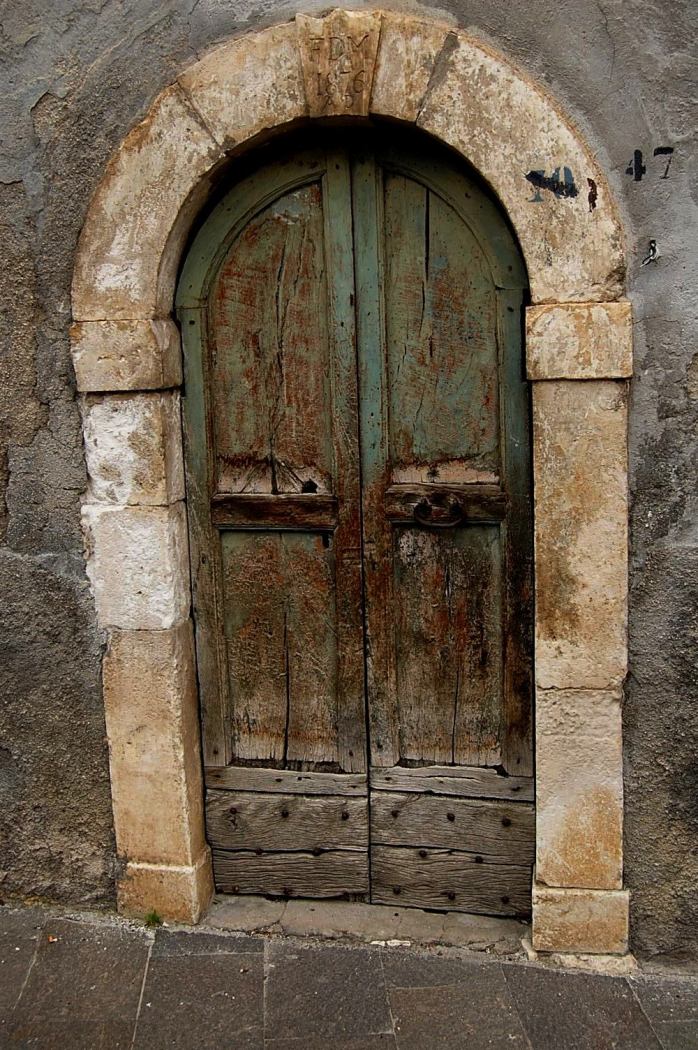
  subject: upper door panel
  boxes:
[384,174,500,486]
[210,183,334,496]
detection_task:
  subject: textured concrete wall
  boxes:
[1,0,695,963]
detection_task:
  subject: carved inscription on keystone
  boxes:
[297,11,381,117]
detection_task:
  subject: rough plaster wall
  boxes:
[0,0,695,961]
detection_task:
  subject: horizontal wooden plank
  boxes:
[205,767,367,796]
[211,493,338,530]
[384,484,506,524]
[206,790,368,851]
[371,846,531,916]
[370,765,534,802]
[370,793,534,864]
[213,848,368,898]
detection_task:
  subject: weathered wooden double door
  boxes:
[177,131,534,916]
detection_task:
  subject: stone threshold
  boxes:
[204,894,528,957]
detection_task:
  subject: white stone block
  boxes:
[527,301,633,379]
[536,689,623,889]
[118,853,214,924]
[82,392,184,506]
[82,502,190,629]
[533,883,629,954]
[297,10,381,117]
[371,13,451,123]
[533,380,628,689]
[71,318,182,392]
[418,33,624,303]
[103,621,207,867]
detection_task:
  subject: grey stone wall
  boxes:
[1,0,695,963]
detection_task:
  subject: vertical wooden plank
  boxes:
[284,532,340,767]
[393,525,502,767]
[179,305,231,765]
[451,526,503,767]
[498,288,534,775]
[351,149,399,768]
[323,149,367,773]
[220,531,287,763]
[220,530,342,767]
[210,183,334,495]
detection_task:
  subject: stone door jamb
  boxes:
[70,10,632,955]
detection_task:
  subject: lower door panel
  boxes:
[205,768,369,898]
[369,766,534,916]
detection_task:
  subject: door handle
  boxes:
[413,495,464,528]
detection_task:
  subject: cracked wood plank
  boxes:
[206,790,368,851]
[370,845,531,915]
[383,172,500,481]
[205,767,367,795]
[370,792,534,862]
[211,493,338,530]
[213,848,369,897]
[355,139,531,777]
[370,765,534,801]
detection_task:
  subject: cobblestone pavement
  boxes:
[1,903,697,1049]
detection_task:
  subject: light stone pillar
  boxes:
[78,383,214,922]
[527,301,632,954]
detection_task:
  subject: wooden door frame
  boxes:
[71,9,632,955]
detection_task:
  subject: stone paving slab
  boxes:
[266,1035,397,1049]
[390,981,530,1049]
[0,907,45,1019]
[133,952,264,1050]
[503,964,662,1049]
[265,942,393,1042]
[2,903,698,1049]
[629,975,698,1050]
[4,914,150,1048]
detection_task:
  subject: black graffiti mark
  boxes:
[587,177,598,212]
[641,239,659,266]
[626,149,646,182]
[626,147,674,181]
[525,166,579,201]
[653,146,674,179]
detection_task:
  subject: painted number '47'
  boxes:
[626,147,674,182]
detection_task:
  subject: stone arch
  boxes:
[71,10,632,953]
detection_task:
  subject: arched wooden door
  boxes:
[176,130,534,916]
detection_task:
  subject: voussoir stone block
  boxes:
[533,380,628,689]
[82,502,190,629]
[104,621,207,868]
[527,301,633,379]
[417,33,624,303]
[81,391,184,507]
[532,884,629,954]
[179,22,307,149]
[371,13,452,124]
[71,319,182,392]
[536,689,623,890]
[297,9,381,117]
[72,85,223,320]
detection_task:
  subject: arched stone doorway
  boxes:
[71,9,632,954]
